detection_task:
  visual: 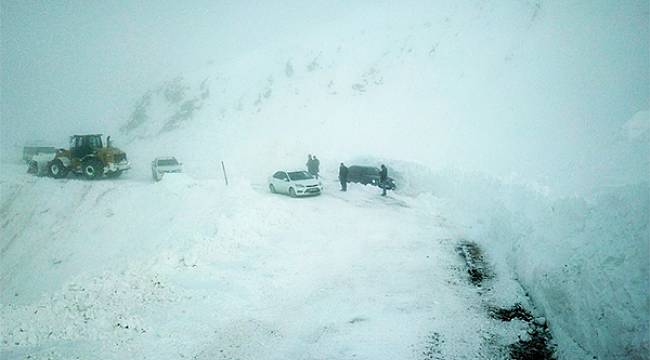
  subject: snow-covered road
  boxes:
[1,166,532,359]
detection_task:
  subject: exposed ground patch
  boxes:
[488,303,555,359]
[508,322,555,360]
[455,240,492,286]
[456,241,556,359]
[488,303,533,322]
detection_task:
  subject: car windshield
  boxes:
[288,171,313,181]
[157,159,179,166]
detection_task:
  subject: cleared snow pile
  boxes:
[434,172,650,359]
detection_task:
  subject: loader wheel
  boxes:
[289,187,296,198]
[82,159,104,180]
[269,184,276,193]
[48,160,69,179]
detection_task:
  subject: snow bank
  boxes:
[426,170,650,359]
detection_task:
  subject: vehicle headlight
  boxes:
[296,184,305,188]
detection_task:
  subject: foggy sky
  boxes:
[0,0,351,150]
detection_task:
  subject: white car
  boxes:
[152,156,183,181]
[269,170,323,197]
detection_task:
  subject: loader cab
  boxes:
[70,134,103,159]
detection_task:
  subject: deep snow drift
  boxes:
[1,1,649,359]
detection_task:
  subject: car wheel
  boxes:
[48,159,69,179]
[269,184,276,193]
[289,187,296,198]
[82,159,103,180]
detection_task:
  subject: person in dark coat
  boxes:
[306,154,315,176]
[379,164,388,196]
[339,162,349,191]
[312,156,320,178]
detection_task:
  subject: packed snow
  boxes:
[1,164,539,359]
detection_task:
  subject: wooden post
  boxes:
[221,161,229,186]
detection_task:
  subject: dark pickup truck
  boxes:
[347,165,396,190]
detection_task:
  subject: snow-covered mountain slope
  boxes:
[113,1,648,195]
[1,1,648,359]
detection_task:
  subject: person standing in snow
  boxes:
[379,164,388,196]
[306,154,315,177]
[339,162,349,191]
[312,156,320,178]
